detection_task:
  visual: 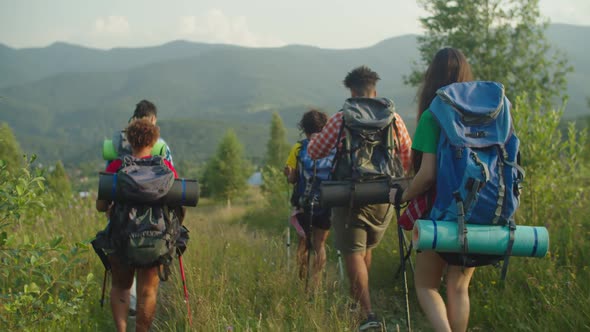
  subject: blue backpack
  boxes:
[429,81,524,225]
[293,139,336,215]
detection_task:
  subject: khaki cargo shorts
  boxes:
[331,203,394,254]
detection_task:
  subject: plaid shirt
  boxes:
[308,111,412,174]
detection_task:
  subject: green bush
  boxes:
[468,94,590,331]
[0,156,97,331]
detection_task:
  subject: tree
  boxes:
[203,130,250,206]
[265,112,290,169]
[46,161,72,197]
[407,0,571,105]
[0,123,23,173]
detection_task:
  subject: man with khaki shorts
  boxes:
[332,204,392,254]
[308,66,412,331]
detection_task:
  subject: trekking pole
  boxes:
[305,162,317,293]
[286,179,291,271]
[395,232,415,277]
[305,213,314,293]
[100,269,108,308]
[91,238,111,308]
[395,208,411,331]
[336,249,344,283]
[178,255,193,327]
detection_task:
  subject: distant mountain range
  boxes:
[0,23,588,166]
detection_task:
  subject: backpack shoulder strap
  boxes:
[297,139,308,160]
[296,139,308,184]
[121,155,135,168]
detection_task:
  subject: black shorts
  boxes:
[437,253,502,267]
[296,210,331,232]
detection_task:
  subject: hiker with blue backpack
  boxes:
[284,109,336,288]
[390,48,525,332]
[95,119,182,332]
[309,66,412,331]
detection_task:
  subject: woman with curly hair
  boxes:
[284,109,335,287]
[97,119,177,332]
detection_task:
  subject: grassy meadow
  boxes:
[1,97,589,331]
[2,165,590,331]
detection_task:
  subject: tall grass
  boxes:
[2,97,589,331]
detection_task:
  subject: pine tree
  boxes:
[407,0,571,105]
[203,130,250,207]
[265,112,290,170]
[0,123,23,173]
[46,161,72,197]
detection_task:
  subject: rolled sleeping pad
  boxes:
[102,139,118,161]
[102,139,167,161]
[319,177,412,207]
[413,219,549,257]
[97,172,199,207]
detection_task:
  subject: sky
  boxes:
[0,0,589,50]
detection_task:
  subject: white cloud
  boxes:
[178,9,284,47]
[93,15,130,35]
[540,1,590,25]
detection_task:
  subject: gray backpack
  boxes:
[116,155,175,203]
[109,157,179,270]
[332,97,404,181]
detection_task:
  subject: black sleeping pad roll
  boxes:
[97,172,199,207]
[319,177,412,208]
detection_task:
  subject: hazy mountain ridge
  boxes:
[0,24,587,165]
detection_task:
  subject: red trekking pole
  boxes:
[178,255,193,327]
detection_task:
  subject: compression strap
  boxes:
[111,173,118,199]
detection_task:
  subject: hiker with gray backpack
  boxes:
[94,119,186,332]
[101,99,175,317]
[390,48,526,332]
[308,66,412,331]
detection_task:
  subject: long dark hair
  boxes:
[413,48,473,171]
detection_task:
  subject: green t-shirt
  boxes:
[411,109,440,154]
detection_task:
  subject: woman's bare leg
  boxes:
[135,266,160,332]
[109,257,135,332]
[311,228,330,287]
[414,251,451,332]
[445,266,475,332]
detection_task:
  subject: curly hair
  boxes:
[343,66,381,96]
[125,118,160,150]
[298,109,328,136]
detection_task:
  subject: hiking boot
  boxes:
[358,313,383,331]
